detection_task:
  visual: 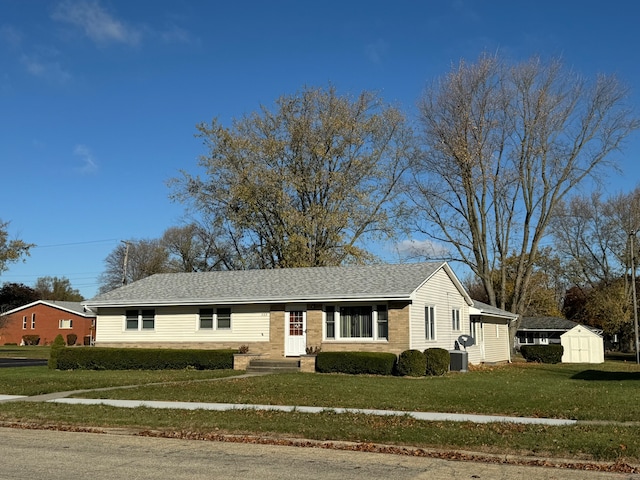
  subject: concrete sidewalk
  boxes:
[0,373,576,427]
[48,396,577,425]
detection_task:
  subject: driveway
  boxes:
[0,358,47,368]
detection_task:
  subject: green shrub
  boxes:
[48,334,66,369]
[396,349,427,377]
[520,344,564,364]
[56,347,235,370]
[424,348,450,376]
[22,335,40,346]
[315,351,396,375]
[66,334,78,346]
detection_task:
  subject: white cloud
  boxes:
[73,144,99,174]
[52,0,142,46]
[365,39,389,64]
[20,54,71,83]
[0,25,23,49]
[395,239,451,261]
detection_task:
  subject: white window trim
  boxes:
[22,316,27,330]
[59,319,73,329]
[198,307,232,331]
[31,313,36,329]
[323,303,388,342]
[452,308,461,331]
[124,309,155,331]
[425,305,436,341]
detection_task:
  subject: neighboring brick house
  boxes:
[0,300,96,346]
[84,262,517,364]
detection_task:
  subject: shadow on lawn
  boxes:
[572,370,640,381]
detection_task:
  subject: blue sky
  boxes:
[1,0,639,299]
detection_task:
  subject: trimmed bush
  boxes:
[56,347,235,370]
[316,351,397,376]
[424,348,450,376]
[520,344,564,364]
[22,335,40,346]
[48,334,66,369]
[66,334,77,346]
[396,349,427,377]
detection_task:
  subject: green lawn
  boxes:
[0,361,639,464]
[70,361,640,422]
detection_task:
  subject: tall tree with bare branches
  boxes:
[409,54,638,317]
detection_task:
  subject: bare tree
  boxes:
[170,85,416,269]
[98,239,170,294]
[409,54,639,316]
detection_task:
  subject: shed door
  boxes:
[285,310,306,356]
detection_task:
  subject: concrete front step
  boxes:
[247,358,300,373]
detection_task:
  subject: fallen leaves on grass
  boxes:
[137,429,640,474]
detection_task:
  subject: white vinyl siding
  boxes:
[95,305,270,344]
[483,322,510,363]
[410,267,469,352]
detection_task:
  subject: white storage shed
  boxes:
[560,325,604,364]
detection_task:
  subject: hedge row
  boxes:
[315,351,397,375]
[55,347,235,370]
[315,348,451,376]
[520,344,564,364]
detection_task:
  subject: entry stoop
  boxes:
[246,358,301,374]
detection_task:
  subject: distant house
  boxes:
[0,300,96,346]
[83,262,517,365]
[516,316,603,349]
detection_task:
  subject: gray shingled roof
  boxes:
[520,317,578,331]
[85,262,450,307]
[470,300,519,320]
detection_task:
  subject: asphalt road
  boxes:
[0,358,47,368]
[0,427,637,480]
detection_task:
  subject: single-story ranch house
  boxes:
[1,300,96,346]
[83,262,518,365]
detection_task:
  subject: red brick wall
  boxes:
[0,304,95,346]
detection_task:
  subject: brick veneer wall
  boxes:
[1,304,94,346]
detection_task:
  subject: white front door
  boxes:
[285,309,307,356]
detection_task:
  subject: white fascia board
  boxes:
[83,294,413,309]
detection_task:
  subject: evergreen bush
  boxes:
[56,347,235,370]
[520,344,564,364]
[396,349,427,377]
[48,334,66,369]
[315,351,397,375]
[424,348,450,376]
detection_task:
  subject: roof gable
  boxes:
[85,262,457,307]
[3,300,94,318]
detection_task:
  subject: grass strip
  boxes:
[0,402,638,463]
[71,363,640,422]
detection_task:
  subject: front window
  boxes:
[425,305,435,340]
[452,308,461,331]
[199,308,214,329]
[31,313,36,329]
[325,306,335,339]
[341,306,373,338]
[324,305,387,341]
[22,316,27,329]
[377,305,388,340]
[217,308,231,329]
[141,310,155,329]
[59,319,73,329]
[125,309,155,330]
[199,307,231,330]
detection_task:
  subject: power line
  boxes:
[32,239,119,249]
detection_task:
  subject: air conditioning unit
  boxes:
[449,350,468,372]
